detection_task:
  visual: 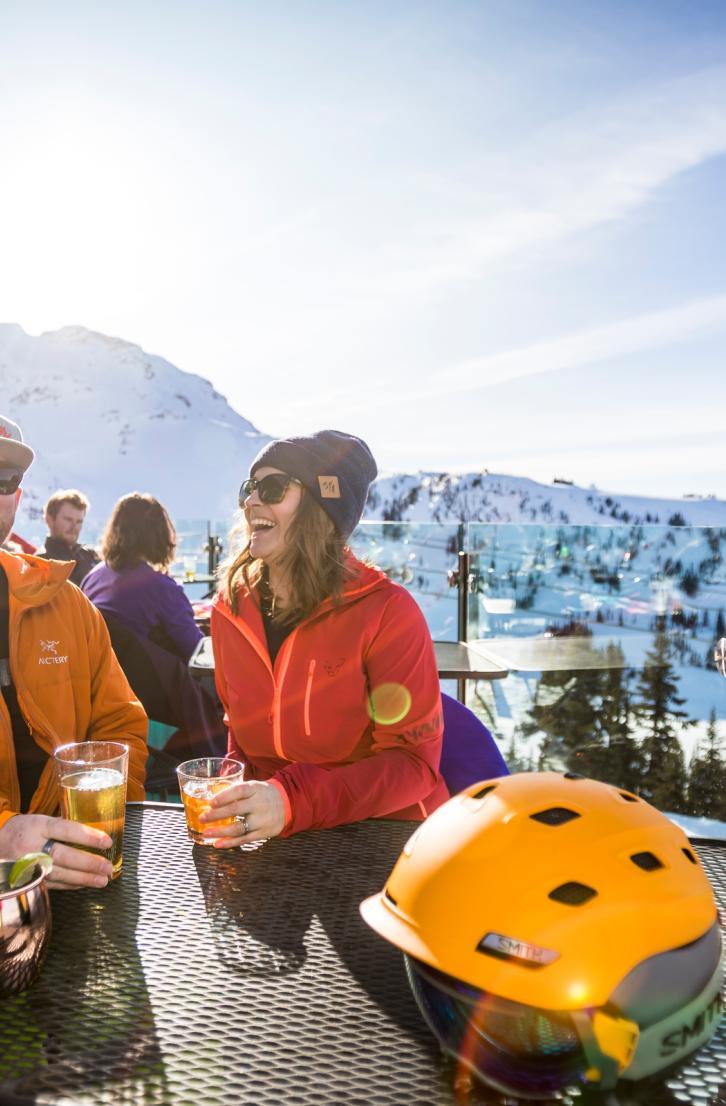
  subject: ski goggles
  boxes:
[405,942,723,1098]
[406,957,586,1099]
[238,473,303,507]
[0,472,22,496]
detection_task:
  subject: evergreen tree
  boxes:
[632,630,692,812]
[505,730,530,774]
[595,649,643,793]
[522,633,606,774]
[687,710,726,821]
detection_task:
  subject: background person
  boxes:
[82,492,225,764]
[37,489,100,587]
[204,429,449,846]
[0,414,148,889]
[82,493,202,661]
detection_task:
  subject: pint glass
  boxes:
[53,741,129,879]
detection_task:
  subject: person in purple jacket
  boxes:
[83,493,224,766]
[82,493,202,661]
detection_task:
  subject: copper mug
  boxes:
[0,859,52,996]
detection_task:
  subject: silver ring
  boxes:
[41,839,59,856]
[235,815,249,835]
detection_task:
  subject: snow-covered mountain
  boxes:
[0,324,270,535]
[369,472,726,529]
[2,323,726,542]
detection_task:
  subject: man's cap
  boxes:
[0,414,34,478]
[250,429,377,540]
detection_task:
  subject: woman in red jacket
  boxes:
[203,430,448,844]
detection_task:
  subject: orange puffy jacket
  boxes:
[211,554,448,835]
[0,550,148,831]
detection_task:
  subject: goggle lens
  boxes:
[0,473,22,496]
[238,474,300,507]
[405,957,587,1097]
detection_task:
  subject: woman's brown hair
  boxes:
[219,489,349,622]
[101,493,177,572]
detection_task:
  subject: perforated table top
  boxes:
[0,806,723,1106]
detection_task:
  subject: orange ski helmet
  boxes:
[361,772,723,1098]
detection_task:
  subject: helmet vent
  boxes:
[619,791,639,803]
[563,772,584,780]
[682,848,698,865]
[384,888,398,906]
[530,807,580,826]
[630,851,664,872]
[471,784,497,800]
[548,881,597,906]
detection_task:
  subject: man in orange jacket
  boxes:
[0,414,148,889]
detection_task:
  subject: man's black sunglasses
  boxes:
[0,473,22,496]
[238,473,303,507]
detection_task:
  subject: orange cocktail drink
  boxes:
[176,757,245,844]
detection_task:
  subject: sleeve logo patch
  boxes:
[318,475,341,499]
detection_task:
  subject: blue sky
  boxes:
[2,1,726,497]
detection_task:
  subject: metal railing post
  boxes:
[457,522,469,702]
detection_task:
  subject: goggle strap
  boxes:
[573,956,723,1088]
[571,1010,625,1091]
[620,958,723,1081]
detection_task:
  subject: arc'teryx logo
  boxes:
[39,640,68,666]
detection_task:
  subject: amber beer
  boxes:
[176,757,245,844]
[53,741,129,879]
[60,767,127,878]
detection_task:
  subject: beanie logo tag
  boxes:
[318,476,341,499]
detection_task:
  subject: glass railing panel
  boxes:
[466,523,726,834]
[171,519,229,599]
[351,521,460,641]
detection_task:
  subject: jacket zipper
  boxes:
[215,570,380,760]
[215,602,298,761]
[271,629,299,759]
[303,659,316,737]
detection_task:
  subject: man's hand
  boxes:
[0,814,114,889]
[200,780,286,847]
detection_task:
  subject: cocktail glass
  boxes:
[53,741,129,879]
[176,757,245,844]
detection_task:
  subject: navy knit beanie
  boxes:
[250,429,378,540]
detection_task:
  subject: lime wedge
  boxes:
[7,852,53,890]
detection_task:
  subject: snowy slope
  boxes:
[0,324,270,536]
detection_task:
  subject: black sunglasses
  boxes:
[0,473,22,496]
[238,473,303,507]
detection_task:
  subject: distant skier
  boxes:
[37,489,100,586]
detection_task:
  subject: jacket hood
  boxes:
[0,549,74,608]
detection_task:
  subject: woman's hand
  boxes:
[200,780,286,847]
[0,814,114,890]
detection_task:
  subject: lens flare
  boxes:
[368,683,412,725]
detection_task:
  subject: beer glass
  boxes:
[53,741,129,879]
[176,757,245,844]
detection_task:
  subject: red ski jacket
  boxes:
[211,555,448,835]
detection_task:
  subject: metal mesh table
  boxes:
[0,806,724,1106]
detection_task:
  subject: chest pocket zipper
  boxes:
[303,659,316,737]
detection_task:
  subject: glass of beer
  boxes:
[53,741,128,879]
[176,757,245,844]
